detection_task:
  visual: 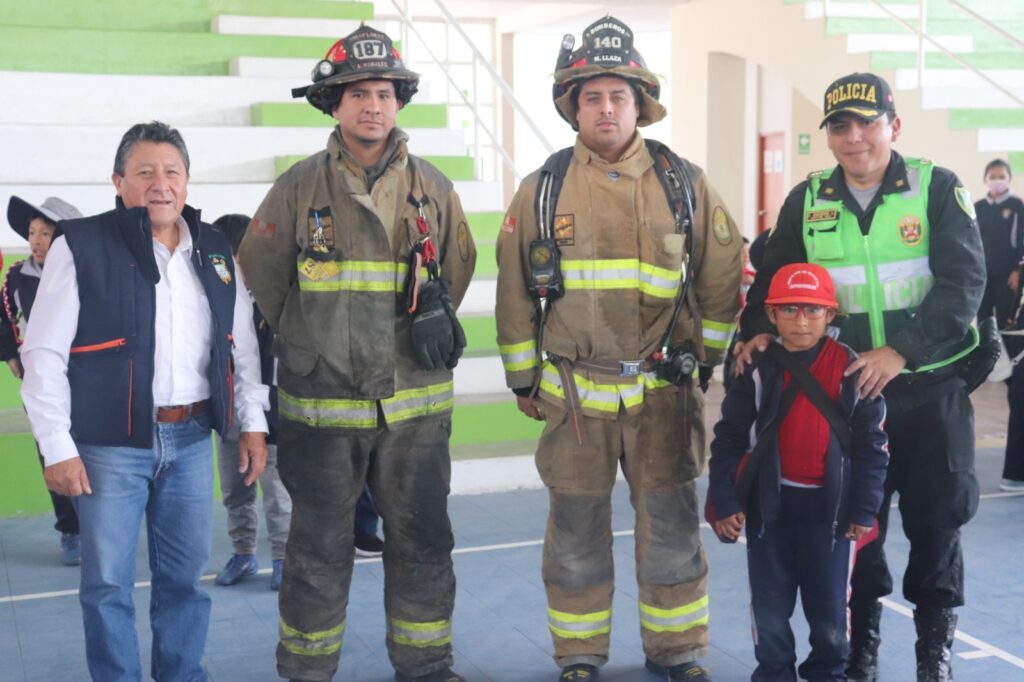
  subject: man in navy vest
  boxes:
[20,121,270,681]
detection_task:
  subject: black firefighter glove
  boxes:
[959,316,1003,393]
[410,278,467,370]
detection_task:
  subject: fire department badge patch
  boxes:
[457,220,471,262]
[554,214,575,246]
[1004,207,1014,220]
[954,187,976,220]
[209,254,232,285]
[898,215,924,246]
[712,206,732,245]
[501,214,517,234]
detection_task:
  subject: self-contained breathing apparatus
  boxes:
[528,139,706,389]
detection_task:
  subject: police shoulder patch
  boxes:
[711,206,732,245]
[954,186,976,220]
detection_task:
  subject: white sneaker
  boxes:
[999,479,1024,492]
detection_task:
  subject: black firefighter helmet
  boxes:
[551,16,665,131]
[292,24,420,114]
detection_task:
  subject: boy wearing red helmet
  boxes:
[709,263,888,682]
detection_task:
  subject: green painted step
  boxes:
[871,51,1024,71]
[252,102,448,129]
[274,153,474,180]
[461,316,497,356]
[474,244,497,277]
[0,27,336,75]
[825,17,1024,49]
[450,400,543,448]
[1010,153,1024,174]
[467,212,503,244]
[0,0,373,32]
[949,109,1024,129]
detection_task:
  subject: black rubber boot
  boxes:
[914,606,958,682]
[645,658,712,681]
[846,600,882,682]
[559,663,598,680]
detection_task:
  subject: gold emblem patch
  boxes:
[1004,207,1014,220]
[554,214,575,246]
[954,187,976,220]
[712,206,732,245]
[457,220,471,262]
[806,209,839,223]
[300,258,340,282]
[898,215,924,246]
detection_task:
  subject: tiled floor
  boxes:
[1,382,1022,681]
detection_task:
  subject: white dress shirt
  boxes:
[21,218,269,466]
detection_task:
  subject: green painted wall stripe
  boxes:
[474,244,497,277]
[1,400,543,517]
[466,212,503,244]
[252,102,448,129]
[461,316,497,355]
[949,109,1024,129]
[0,0,373,31]
[450,400,543,447]
[274,153,475,181]
[1009,153,1024,175]
[0,27,333,75]
[871,51,1024,71]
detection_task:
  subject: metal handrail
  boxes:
[822,0,1024,108]
[387,0,555,183]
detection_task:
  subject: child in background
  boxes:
[1,196,83,565]
[209,214,292,590]
[707,263,889,681]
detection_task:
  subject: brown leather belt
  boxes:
[156,399,209,423]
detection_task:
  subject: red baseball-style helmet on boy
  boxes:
[765,263,839,308]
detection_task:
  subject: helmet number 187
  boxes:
[352,39,387,59]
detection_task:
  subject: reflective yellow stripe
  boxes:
[638,596,709,633]
[278,390,377,429]
[295,260,431,294]
[561,258,680,298]
[279,618,345,656]
[538,362,645,412]
[499,339,539,372]
[548,607,612,640]
[702,318,736,350]
[380,381,455,423]
[388,617,452,648]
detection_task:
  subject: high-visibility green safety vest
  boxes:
[801,158,976,372]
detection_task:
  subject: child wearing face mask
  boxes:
[976,159,1024,327]
[977,162,1024,492]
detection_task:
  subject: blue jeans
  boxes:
[354,486,379,539]
[74,414,214,682]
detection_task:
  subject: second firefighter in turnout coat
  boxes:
[495,16,741,682]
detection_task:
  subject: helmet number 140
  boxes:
[593,36,622,49]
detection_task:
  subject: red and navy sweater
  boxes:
[707,336,889,535]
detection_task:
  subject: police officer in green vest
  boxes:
[735,73,985,682]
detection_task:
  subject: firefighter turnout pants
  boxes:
[851,384,979,609]
[274,410,456,681]
[536,383,709,669]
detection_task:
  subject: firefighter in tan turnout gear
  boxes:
[495,16,742,682]
[239,24,475,682]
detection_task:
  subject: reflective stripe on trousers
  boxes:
[279,618,345,656]
[388,617,453,649]
[277,382,454,429]
[638,596,709,633]
[547,607,612,640]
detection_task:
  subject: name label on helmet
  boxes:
[352,39,388,60]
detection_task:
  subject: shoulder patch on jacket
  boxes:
[712,206,732,245]
[249,217,276,239]
[457,220,471,262]
[954,187,976,220]
[208,254,232,285]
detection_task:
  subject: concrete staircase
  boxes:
[0,0,534,518]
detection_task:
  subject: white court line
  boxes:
[3,507,1024,671]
